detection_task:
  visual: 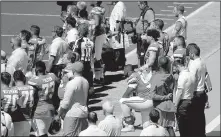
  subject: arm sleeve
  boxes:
[98,121,107,132]
[6,56,17,75]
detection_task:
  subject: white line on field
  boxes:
[158,18,174,21]
[1,12,59,17]
[168,6,193,8]
[173,2,198,5]
[161,10,187,12]
[155,13,174,17]
[206,115,220,133]
[126,1,213,58]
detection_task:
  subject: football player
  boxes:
[28,61,59,137]
[12,70,38,136]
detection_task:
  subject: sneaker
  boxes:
[121,125,135,132]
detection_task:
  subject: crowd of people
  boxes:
[1,1,213,137]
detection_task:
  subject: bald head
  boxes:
[11,36,22,48]
[1,50,6,60]
[102,101,114,114]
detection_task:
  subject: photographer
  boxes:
[132,1,155,67]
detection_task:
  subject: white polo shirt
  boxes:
[177,69,195,99]
[6,48,28,75]
[140,124,169,136]
[98,115,122,136]
[65,28,79,44]
[79,125,107,136]
[188,58,207,91]
[49,37,68,65]
[109,1,126,32]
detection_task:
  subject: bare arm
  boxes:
[47,56,55,72]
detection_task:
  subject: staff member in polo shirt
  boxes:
[170,5,187,42]
[173,58,195,137]
[1,50,7,73]
[6,36,29,76]
[140,109,169,136]
[57,61,89,136]
[187,43,209,137]
[135,1,155,67]
[79,112,107,136]
[98,101,122,136]
[47,26,68,73]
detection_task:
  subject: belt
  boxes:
[194,90,206,94]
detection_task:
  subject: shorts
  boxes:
[63,117,88,136]
[14,121,32,136]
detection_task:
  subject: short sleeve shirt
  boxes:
[177,69,195,99]
[49,37,69,65]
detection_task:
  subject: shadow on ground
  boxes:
[94,85,116,93]
[88,106,103,112]
[88,99,102,105]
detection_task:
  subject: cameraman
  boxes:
[132,1,155,67]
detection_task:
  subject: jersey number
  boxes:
[20,90,34,108]
[42,81,55,100]
[3,95,19,112]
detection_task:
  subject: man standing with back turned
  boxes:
[135,1,155,67]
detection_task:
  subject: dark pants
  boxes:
[136,34,149,67]
[176,99,192,137]
[82,61,93,88]
[190,91,207,137]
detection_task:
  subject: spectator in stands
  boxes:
[6,36,29,76]
[47,26,68,73]
[98,101,122,136]
[79,112,107,136]
[1,50,7,73]
[140,109,169,136]
[58,62,89,136]
[65,16,79,49]
[173,58,195,137]
[188,43,209,137]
